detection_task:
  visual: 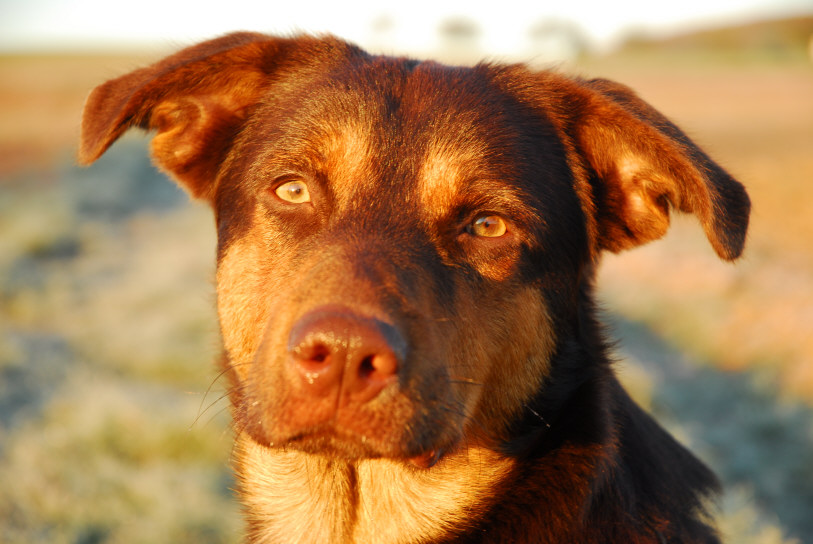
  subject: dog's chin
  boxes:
[286,431,385,459]
[251,428,448,469]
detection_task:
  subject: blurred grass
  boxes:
[612,317,813,542]
[1,139,241,543]
[1,17,812,543]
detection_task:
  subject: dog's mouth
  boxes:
[258,425,449,469]
[407,449,444,469]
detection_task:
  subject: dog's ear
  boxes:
[79,32,352,201]
[565,78,750,261]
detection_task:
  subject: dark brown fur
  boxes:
[79,32,750,543]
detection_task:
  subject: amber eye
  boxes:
[469,215,507,238]
[274,180,311,204]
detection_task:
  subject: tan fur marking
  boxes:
[322,121,372,180]
[237,437,353,543]
[308,117,375,212]
[236,432,514,544]
[216,215,273,380]
[417,136,487,222]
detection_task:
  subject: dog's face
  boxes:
[80,33,749,468]
[213,58,582,464]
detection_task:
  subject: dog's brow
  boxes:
[417,137,489,216]
[251,117,375,197]
[319,123,371,172]
[417,136,540,228]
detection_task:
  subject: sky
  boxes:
[1,0,811,55]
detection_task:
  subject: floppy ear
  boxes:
[569,78,750,261]
[79,32,353,201]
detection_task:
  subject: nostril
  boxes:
[359,355,376,378]
[312,352,327,363]
[306,345,330,364]
[293,341,322,360]
[291,341,333,372]
[358,353,397,380]
[357,351,399,382]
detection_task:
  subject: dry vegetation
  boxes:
[1,18,811,543]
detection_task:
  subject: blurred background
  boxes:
[1,1,812,542]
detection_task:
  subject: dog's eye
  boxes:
[275,180,311,204]
[468,215,507,238]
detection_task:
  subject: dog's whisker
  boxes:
[448,378,484,387]
[193,363,245,422]
[525,405,551,429]
[190,391,232,430]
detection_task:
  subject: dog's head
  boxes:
[80,33,749,467]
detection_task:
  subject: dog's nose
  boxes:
[287,308,403,404]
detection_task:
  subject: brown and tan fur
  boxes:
[79,32,750,543]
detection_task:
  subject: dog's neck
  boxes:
[234,433,515,544]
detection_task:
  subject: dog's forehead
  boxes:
[255,57,537,218]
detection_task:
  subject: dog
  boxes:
[79,32,750,543]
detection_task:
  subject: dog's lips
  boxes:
[407,449,443,469]
[263,424,398,458]
[249,420,450,468]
